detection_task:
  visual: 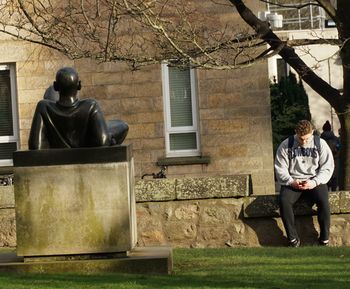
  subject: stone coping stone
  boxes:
[157,156,211,166]
[0,186,14,208]
[13,145,132,167]
[135,174,250,202]
[243,191,350,218]
[0,246,172,275]
[135,179,176,202]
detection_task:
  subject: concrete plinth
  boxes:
[13,146,137,257]
[0,247,173,275]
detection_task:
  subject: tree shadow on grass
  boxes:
[1,247,350,289]
[1,265,349,289]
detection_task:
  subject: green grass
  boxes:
[0,246,350,289]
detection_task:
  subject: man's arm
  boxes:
[312,139,335,186]
[274,140,294,186]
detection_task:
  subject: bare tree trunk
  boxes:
[337,0,350,189]
[337,112,350,189]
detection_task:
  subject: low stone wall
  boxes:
[2,175,350,248]
[135,176,350,247]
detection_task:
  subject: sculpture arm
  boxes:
[88,102,110,147]
[28,102,49,149]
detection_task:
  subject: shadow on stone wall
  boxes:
[243,217,285,246]
[296,216,319,245]
[243,195,320,246]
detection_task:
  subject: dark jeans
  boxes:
[279,184,330,241]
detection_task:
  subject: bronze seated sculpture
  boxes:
[28,67,128,149]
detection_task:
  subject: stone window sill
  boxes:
[157,156,210,166]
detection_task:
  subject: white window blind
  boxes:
[169,68,193,127]
[169,132,197,150]
[0,64,19,166]
[0,69,13,136]
[162,63,200,157]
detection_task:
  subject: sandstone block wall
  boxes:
[135,178,350,247]
[138,198,345,247]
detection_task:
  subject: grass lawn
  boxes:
[0,246,349,289]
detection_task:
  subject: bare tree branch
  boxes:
[315,0,337,21]
[287,38,341,46]
[228,0,342,110]
[259,0,323,10]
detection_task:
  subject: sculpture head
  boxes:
[53,67,81,96]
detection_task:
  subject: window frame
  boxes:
[161,63,200,158]
[0,64,19,167]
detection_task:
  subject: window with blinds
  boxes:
[0,64,19,166]
[162,63,200,157]
[0,69,13,136]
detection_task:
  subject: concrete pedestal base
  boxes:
[0,247,172,275]
[13,146,137,257]
[10,146,172,275]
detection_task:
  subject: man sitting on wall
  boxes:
[28,67,128,149]
[274,120,334,247]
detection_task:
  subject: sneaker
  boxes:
[318,239,329,246]
[289,238,300,247]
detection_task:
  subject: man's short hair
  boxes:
[295,120,313,136]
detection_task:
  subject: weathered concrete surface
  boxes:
[14,161,136,257]
[135,175,250,202]
[0,247,172,275]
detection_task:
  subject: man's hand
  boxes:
[290,180,302,189]
[299,180,316,190]
[290,180,316,190]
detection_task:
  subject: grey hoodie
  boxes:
[274,135,335,186]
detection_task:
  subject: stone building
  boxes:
[0,1,275,196]
[0,0,349,249]
[3,1,325,249]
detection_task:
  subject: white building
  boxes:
[266,1,341,134]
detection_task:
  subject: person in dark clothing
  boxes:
[320,120,339,191]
